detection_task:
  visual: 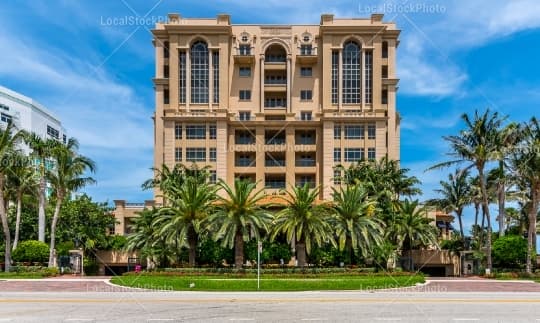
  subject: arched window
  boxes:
[342,41,361,104]
[191,41,209,104]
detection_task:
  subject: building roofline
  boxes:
[0,85,64,127]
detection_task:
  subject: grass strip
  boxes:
[111,274,424,291]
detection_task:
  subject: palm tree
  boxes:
[271,184,335,267]
[0,123,25,272]
[430,109,504,272]
[47,138,96,267]
[206,179,272,268]
[389,199,439,271]
[430,169,471,243]
[155,175,217,267]
[25,133,56,242]
[125,208,169,269]
[6,153,38,250]
[331,184,384,265]
[493,122,520,237]
[510,117,540,273]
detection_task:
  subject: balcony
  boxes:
[296,46,318,65]
[234,46,255,65]
[265,137,286,145]
[235,159,256,167]
[265,159,286,167]
[264,98,287,109]
[264,77,287,92]
[265,176,286,189]
[295,159,316,167]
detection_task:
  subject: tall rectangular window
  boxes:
[331,51,339,104]
[209,124,217,139]
[365,51,372,104]
[333,169,342,185]
[368,148,376,160]
[334,125,341,139]
[239,45,251,55]
[213,51,219,103]
[186,148,206,162]
[191,43,209,104]
[175,123,182,139]
[300,112,312,121]
[334,148,341,162]
[368,123,376,139]
[163,41,169,58]
[163,65,169,78]
[343,42,361,104]
[186,125,206,139]
[382,41,388,58]
[163,89,169,104]
[239,67,251,77]
[345,125,364,139]
[239,90,251,101]
[209,148,217,162]
[300,44,313,55]
[382,89,388,104]
[382,65,388,79]
[179,51,186,103]
[300,67,312,77]
[300,90,312,100]
[344,148,363,162]
[209,170,217,184]
[239,111,251,121]
[175,148,182,162]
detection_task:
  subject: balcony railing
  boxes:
[264,100,287,108]
[235,160,255,167]
[264,79,287,85]
[265,160,286,167]
[296,138,316,145]
[265,138,286,145]
[296,181,316,188]
[295,160,316,167]
[265,181,286,189]
[235,137,256,145]
[265,55,286,63]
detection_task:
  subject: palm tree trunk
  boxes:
[346,236,353,267]
[38,175,46,243]
[457,209,465,243]
[0,175,11,272]
[187,225,197,267]
[477,167,493,272]
[296,239,307,268]
[234,230,244,269]
[526,185,539,274]
[12,192,23,251]
[48,196,63,267]
[498,181,506,237]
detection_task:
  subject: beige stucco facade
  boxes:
[151,13,401,202]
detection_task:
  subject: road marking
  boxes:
[229,319,255,321]
[147,320,176,322]
[375,318,402,321]
[301,319,328,321]
[2,298,540,304]
[0,319,13,322]
[64,320,94,322]
[453,319,480,321]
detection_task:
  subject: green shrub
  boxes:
[492,235,527,269]
[83,258,99,276]
[56,241,75,256]
[12,240,49,263]
[107,235,127,250]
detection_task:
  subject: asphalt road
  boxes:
[1,289,540,323]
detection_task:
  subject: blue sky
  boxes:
[0,0,539,235]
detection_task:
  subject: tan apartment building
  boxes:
[152,12,400,201]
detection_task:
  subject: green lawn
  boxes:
[111,274,424,291]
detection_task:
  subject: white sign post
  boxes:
[257,241,262,290]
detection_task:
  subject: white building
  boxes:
[0,85,66,151]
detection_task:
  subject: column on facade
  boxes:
[169,37,179,108]
[322,121,335,200]
[286,57,291,113]
[208,49,213,110]
[338,50,343,110]
[260,57,265,113]
[361,50,365,109]
[186,50,191,111]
